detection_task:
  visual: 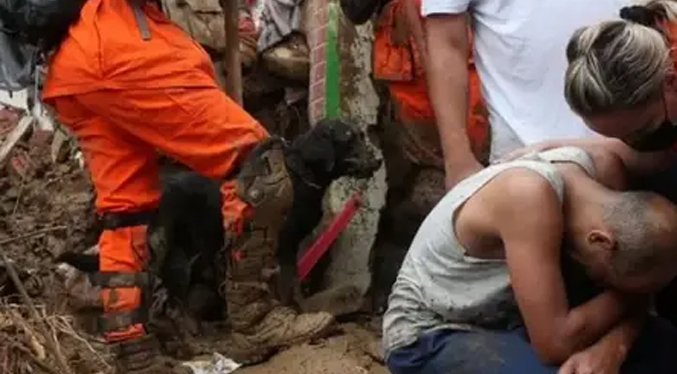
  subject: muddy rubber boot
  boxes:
[112,334,192,374]
[261,33,310,82]
[220,137,335,365]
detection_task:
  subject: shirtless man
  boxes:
[383,146,677,374]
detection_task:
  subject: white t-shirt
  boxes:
[422,0,630,159]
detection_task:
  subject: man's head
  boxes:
[570,190,677,293]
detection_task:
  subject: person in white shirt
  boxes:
[423,0,630,188]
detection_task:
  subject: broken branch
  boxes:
[0,226,68,246]
[11,342,62,374]
[1,253,74,374]
[0,116,33,167]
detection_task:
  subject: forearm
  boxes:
[556,312,647,373]
[596,313,646,359]
[521,137,617,154]
[424,18,474,169]
[551,291,633,362]
[518,137,676,176]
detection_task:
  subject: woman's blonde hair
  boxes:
[564,0,677,117]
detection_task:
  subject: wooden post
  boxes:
[223,0,243,105]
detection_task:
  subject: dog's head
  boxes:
[288,119,382,184]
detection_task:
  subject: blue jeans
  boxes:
[386,317,677,374]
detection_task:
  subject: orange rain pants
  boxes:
[373,0,490,165]
[42,0,267,342]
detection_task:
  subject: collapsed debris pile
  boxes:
[0,106,109,374]
[0,106,98,273]
[0,301,112,374]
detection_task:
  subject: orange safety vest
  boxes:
[372,0,489,162]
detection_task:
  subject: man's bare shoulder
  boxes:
[584,147,628,190]
[487,168,562,226]
[456,167,563,257]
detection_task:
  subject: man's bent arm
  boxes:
[501,137,677,178]
[496,170,631,364]
[558,314,646,374]
[595,313,645,360]
[425,14,481,188]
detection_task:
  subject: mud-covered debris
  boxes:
[50,130,71,164]
[0,301,112,374]
[0,107,21,137]
[0,115,33,168]
[0,125,98,292]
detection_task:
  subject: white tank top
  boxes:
[382,147,596,355]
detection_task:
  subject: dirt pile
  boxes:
[0,113,106,374]
[0,301,112,374]
[0,118,98,288]
[0,150,97,268]
[232,322,386,374]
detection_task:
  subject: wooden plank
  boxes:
[223,0,243,104]
[0,89,29,111]
[0,115,33,166]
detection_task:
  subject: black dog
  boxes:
[277,118,380,304]
[54,174,225,321]
[56,118,381,320]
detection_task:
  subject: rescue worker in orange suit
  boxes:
[371,0,490,214]
[340,0,489,311]
[42,0,335,372]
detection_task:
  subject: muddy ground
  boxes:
[0,122,110,374]
[0,87,389,373]
[236,321,386,374]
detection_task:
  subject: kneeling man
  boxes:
[383,147,677,374]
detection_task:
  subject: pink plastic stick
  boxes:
[297,191,362,281]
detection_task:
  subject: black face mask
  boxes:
[628,119,677,152]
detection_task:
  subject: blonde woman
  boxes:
[564,1,677,152]
[502,0,677,347]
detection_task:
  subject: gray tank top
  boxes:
[382,147,596,355]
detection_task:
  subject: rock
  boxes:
[7,148,34,180]
[28,128,54,148]
[0,107,20,137]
